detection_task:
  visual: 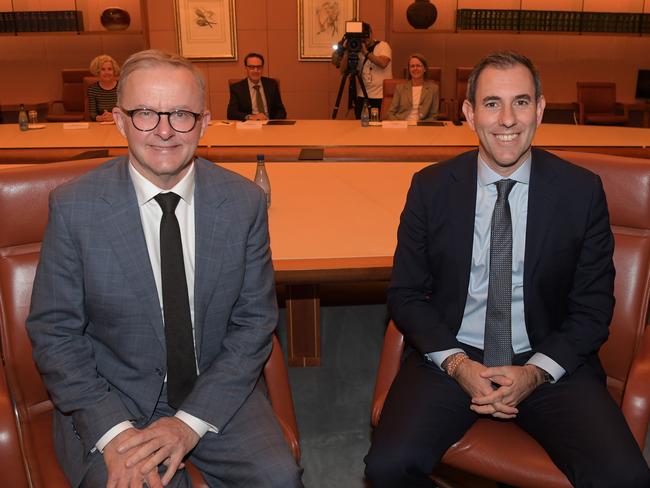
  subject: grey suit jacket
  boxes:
[27,157,277,486]
[386,80,439,121]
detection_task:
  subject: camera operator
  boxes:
[333,24,392,119]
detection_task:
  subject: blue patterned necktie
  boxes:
[483,179,516,367]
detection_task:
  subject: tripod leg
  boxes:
[332,72,350,119]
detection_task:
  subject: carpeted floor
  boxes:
[279,303,650,488]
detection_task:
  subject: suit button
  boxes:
[155,368,164,377]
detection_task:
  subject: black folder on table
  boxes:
[298,147,324,160]
[267,120,297,126]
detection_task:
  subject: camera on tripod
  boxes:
[332,21,371,72]
[343,21,371,54]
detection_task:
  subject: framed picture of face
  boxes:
[298,0,359,60]
[174,0,237,60]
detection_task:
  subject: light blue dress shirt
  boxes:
[427,155,565,382]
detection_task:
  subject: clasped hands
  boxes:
[96,110,114,123]
[453,358,545,419]
[103,416,200,488]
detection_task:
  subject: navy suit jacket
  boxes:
[387,148,615,376]
[27,157,277,486]
[227,77,287,121]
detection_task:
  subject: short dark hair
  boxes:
[244,52,264,67]
[466,51,542,106]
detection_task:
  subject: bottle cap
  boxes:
[256,154,264,161]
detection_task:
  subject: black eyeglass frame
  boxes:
[120,107,204,133]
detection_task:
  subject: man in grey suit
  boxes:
[27,49,302,488]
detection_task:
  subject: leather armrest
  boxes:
[621,325,650,449]
[371,321,404,427]
[264,334,301,462]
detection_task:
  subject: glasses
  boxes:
[246,65,263,70]
[120,108,203,133]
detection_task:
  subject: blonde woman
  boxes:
[87,54,120,122]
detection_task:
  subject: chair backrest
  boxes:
[59,69,92,112]
[380,78,406,118]
[577,82,617,114]
[455,67,472,120]
[550,151,650,405]
[0,158,109,485]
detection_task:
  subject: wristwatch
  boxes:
[540,368,553,384]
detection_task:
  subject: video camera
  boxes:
[332,21,373,73]
[343,21,371,53]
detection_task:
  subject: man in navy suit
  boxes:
[27,49,302,488]
[365,51,650,487]
[227,52,287,121]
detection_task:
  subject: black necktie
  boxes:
[483,179,516,367]
[154,192,197,408]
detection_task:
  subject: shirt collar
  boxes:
[477,153,531,188]
[247,78,262,89]
[128,161,195,207]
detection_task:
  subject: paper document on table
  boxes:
[381,120,408,128]
[236,120,264,129]
[63,122,90,130]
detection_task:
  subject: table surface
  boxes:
[221,162,427,275]
[0,160,425,276]
[1,120,650,149]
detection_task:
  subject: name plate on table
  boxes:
[236,120,264,129]
[63,122,90,130]
[381,120,408,128]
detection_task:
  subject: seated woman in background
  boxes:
[87,54,120,122]
[386,53,439,122]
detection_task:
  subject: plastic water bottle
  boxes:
[18,104,29,131]
[360,100,370,127]
[254,154,271,208]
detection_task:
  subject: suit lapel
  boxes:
[448,151,478,317]
[193,160,230,359]
[98,159,166,349]
[404,81,413,107]
[524,149,560,291]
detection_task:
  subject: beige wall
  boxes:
[0,0,146,105]
[147,0,388,120]
[3,0,650,115]
[389,0,650,104]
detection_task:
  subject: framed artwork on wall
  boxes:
[298,0,359,61]
[174,0,237,60]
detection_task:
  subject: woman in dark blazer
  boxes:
[387,54,439,122]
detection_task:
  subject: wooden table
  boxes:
[221,161,428,366]
[2,120,650,163]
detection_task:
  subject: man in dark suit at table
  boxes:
[364,51,650,487]
[27,49,302,488]
[227,52,287,121]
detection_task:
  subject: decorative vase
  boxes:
[101,8,131,31]
[406,0,438,30]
